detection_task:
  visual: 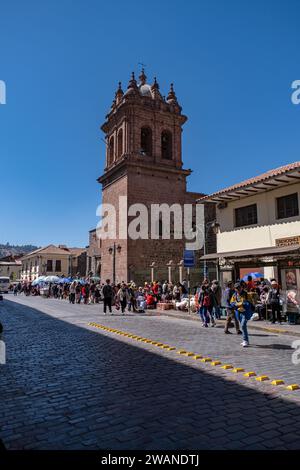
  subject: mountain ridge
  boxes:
[0,243,39,258]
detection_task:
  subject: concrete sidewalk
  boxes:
[148,308,300,337]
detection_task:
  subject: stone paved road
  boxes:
[1,294,300,450]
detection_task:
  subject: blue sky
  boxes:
[0,0,299,247]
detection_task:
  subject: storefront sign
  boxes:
[275,236,300,248]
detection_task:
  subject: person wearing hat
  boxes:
[230,283,252,347]
[117,282,129,314]
[267,280,282,324]
[224,281,242,334]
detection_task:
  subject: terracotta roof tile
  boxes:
[198,161,300,201]
[21,245,85,259]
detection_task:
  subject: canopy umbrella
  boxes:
[31,276,46,286]
[90,276,100,281]
[44,275,60,283]
[74,279,86,285]
[58,277,72,284]
[242,272,263,281]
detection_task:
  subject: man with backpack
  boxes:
[102,279,114,315]
[198,284,213,327]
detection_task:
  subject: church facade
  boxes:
[97,70,215,285]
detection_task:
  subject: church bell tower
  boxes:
[98,70,204,284]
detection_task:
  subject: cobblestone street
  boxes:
[1,294,300,450]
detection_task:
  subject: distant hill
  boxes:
[0,243,39,258]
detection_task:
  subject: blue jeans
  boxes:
[214,306,221,319]
[198,306,210,325]
[240,314,249,342]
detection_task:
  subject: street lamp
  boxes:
[203,221,220,279]
[192,221,220,279]
[108,243,121,285]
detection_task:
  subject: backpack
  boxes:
[103,284,113,298]
[203,293,211,307]
[269,289,279,304]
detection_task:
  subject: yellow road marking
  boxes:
[256,376,269,382]
[286,384,300,391]
[244,372,256,377]
[271,380,285,386]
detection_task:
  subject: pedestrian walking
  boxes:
[211,280,222,319]
[75,283,82,303]
[230,283,253,347]
[224,281,242,334]
[69,281,76,304]
[117,282,129,314]
[102,279,114,314]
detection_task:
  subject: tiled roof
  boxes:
[21,245,85,259]
[68,248,86,256]
[198,161,300,202]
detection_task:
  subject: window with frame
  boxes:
[108,136,114,166]
[161,130,172,159]
[55,260,62,272]
[141,127,152,156]
[46,260,53,272]
[235,204,257,228]
[117,129,123,159]
[277,193,299,219]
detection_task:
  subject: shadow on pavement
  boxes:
[253,344,294,350]
[0,299,300,451]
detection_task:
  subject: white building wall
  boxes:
[216,182,300,253]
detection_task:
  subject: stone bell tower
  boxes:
[98,70,208,284]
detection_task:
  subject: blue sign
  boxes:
[184,250,195,268]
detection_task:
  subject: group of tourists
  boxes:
[196,276,282,347]
[13,274,284,348]
[99,279,189,314]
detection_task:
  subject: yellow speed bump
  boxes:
[233,368,245,373]
[155,343,164,347]
[286,384,300,391]
[161,345,172,349]
[182,352,195,356]
[244,371,256,377]
[256,376,269,382]
[193,355,203,360]
[167,347,176,351]
[201,357,212,363]
[271,380,285,386]
[211,361,222,366]
[222,364,233,370]
[177,350,188,355]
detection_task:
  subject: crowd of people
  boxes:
[196,276,282,347]
[11,274,284,348]
[12,278,191,312]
